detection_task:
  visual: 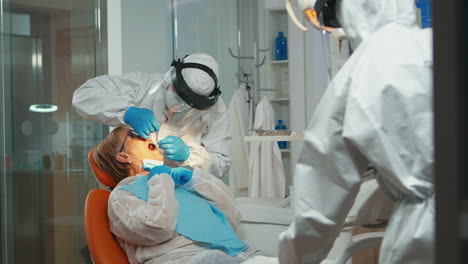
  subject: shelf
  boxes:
[280,149,291,153]
[244,133,304,142]
[269,97,289,102]
[269,60,288,64]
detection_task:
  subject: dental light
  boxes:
[29,104,58,113]
[285,0,341,32]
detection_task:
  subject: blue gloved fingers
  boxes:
[157,143,172,150]
[170,167,193,185]
[158,136,189,162]
[142,127,151,138]
[147,125,155,134]
[158,135,178,144]
[124,107,158,139]
[149,165,172,176]
[137,131,150,139]
[151,119,160,132]
[163,148,177,155]
[165,154,177,160]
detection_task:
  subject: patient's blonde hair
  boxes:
[94,125,131,183]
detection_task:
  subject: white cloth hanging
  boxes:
[228,84,252,191]
[249,96,286,198]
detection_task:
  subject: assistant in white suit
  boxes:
[278,0,434,263]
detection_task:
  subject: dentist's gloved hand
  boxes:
[124,106,160,139]
[148,165,193,185]
[158,136,190,162]
[170,167,193,185]
[119,175,150,202]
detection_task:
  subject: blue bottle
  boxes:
[275,32,288,60]
[275,120,288,149]
[415,0,432,28]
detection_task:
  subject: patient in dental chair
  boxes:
[93,125,259,264]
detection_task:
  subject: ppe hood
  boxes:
[338,0,418,47]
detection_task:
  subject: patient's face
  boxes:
[120,129,164,161]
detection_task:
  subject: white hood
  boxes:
[337,0,418,47]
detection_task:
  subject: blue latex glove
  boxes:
[124,106,160,139]
[170,167,193,185]
[119,175,150,202]
[148,165,192,185]
[158,136,190,162]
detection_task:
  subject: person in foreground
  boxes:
[93,125,258,264]
[278,0,434,263]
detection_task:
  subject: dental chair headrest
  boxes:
[88,149,118,189]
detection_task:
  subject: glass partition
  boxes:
[1,4,14,263]
[0,0,107,263]
[0,0,250,262]
[173,0,239,105]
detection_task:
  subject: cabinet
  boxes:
[255,0,307,189]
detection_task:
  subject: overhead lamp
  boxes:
[286,0,341,32]
[29,104,58,113]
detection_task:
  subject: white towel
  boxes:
[228,84,252,190]
[249,96,286,198]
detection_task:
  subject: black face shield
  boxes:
[170,57,222,111]
[314,0,342,29]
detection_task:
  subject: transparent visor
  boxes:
[166,87,191,113]
[303,8,334,32]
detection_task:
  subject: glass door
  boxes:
[0,0,108,263]
[172,0,239,105]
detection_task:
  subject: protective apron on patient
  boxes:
[174,187,249,256]
[119,178,248,256]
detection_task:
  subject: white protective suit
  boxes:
[73,71,231,179]
[108,169,257,264]
[278,0,434,263]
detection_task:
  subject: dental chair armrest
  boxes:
[242,256,279,264]
[334,231,385,264]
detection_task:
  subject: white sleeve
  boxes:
[278,82,366,264]
[181,102,232,178]
[72,72,161,126]
[183,168,242,229]
[108,174,178,246]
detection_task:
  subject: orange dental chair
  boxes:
[84,149,129,264]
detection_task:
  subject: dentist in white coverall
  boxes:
[73,53,231,179]
[278,0,434,263]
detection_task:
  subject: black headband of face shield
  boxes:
[170,57,221,110]
[314,0,342,29]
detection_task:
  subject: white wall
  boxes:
[108,0,173,75]
[108,0,238,105]
[239,0,257,81]
[107,0,122,75]
[304,29,330,122]
[121,0,173,74]
[304,30,351,122]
